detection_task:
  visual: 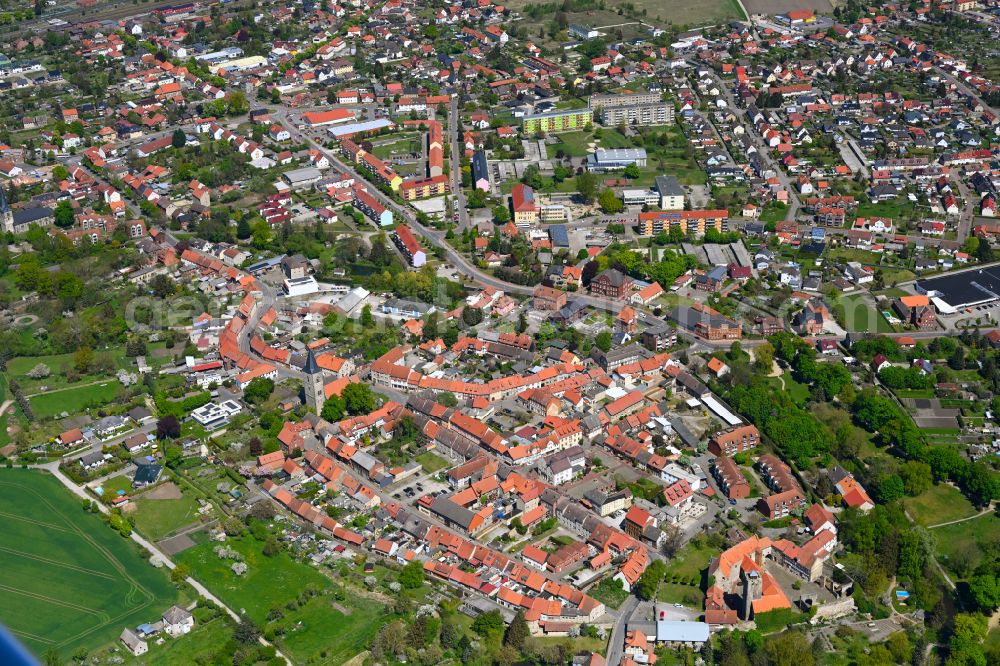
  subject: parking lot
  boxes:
[390,475,449,502]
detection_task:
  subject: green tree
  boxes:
[321,394,346,422]
[504,610,529,650]
[969,572,1000,612]
[493,204,511,224]
[262,536,281,557]
[576,172,598,203]
[73,346,95,373]
[342,383,375,415]
[53,199,75,228]
[595,330,613,352]
[399,560,425,589]
[236,217,252,239]
[243,377,275,404]
[170,563,190,583]
[598,188,623,214]
[360,304,374,328]
[754,341,775,373]
[471,610,505,636]
[234,618,261,645]
[623,163,641,179]
[765,631,814,666]
[171,128,186,149]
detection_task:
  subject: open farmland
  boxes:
[0,469,178,659]
[509,2,744,37]
[744,0,833,16]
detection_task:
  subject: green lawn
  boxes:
[131,491,204,541]
[175,532,386,664]
[855,197,916,222]
[554,131,597,158]
[8,347,130,392]
[125,617,233,666]
[277,591,386,666]
[655,580,704,607]
[29,380,123,419]
[415,451,450,473]
[0,469,178,660]
[666,540,717,581]
[837,294,893,333]
[175,535,331,622]
[825,247,883,265]
[526,635,608,656]
[764,374,810,406]
[933,513,1000,580]
[904,484,977,527]
[96,475,134,499]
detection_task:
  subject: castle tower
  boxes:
[303,349,326,413]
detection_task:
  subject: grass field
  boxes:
[0,469,178,659]
[125,617,232,666]
[657,540,718,607]
[175,533,385,664]
[904,484,977,527]
[28,380,122,419]
[837,293,893,333]
[764,374,810,406]
[933,513,1000,580]
[131,492,204,541]
[511,1,744,31]
[7,347,129,392]
[415,451,450,473]
[278,592,386,665]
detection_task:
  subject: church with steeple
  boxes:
[303,349,326,413]
[0,187,11,234]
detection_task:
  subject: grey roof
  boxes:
[133,463,162,484]
[656,620,710,643]
[548,225,569,247]
[303,349,321,375]
[655,175,685,197]
[80,451,104,466]
[429,496,477,530]
[12,206,52,225]
[595,268,629,288]
[162,605,192,624]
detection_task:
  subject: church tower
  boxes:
[303,349,326,413]
[0,187,12,234]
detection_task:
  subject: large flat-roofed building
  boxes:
[639,210,729,237]
[601,102,674,127]
[591,90,662,108]
[282,167,323,190]
[522,108,593,134]
[325,118,394,139]
[655,176,685,210]
[587,148,647,172]
[916,265,1000,312]
[623,189,660,207]
[191,400,242,430]
[591,90,673,127]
